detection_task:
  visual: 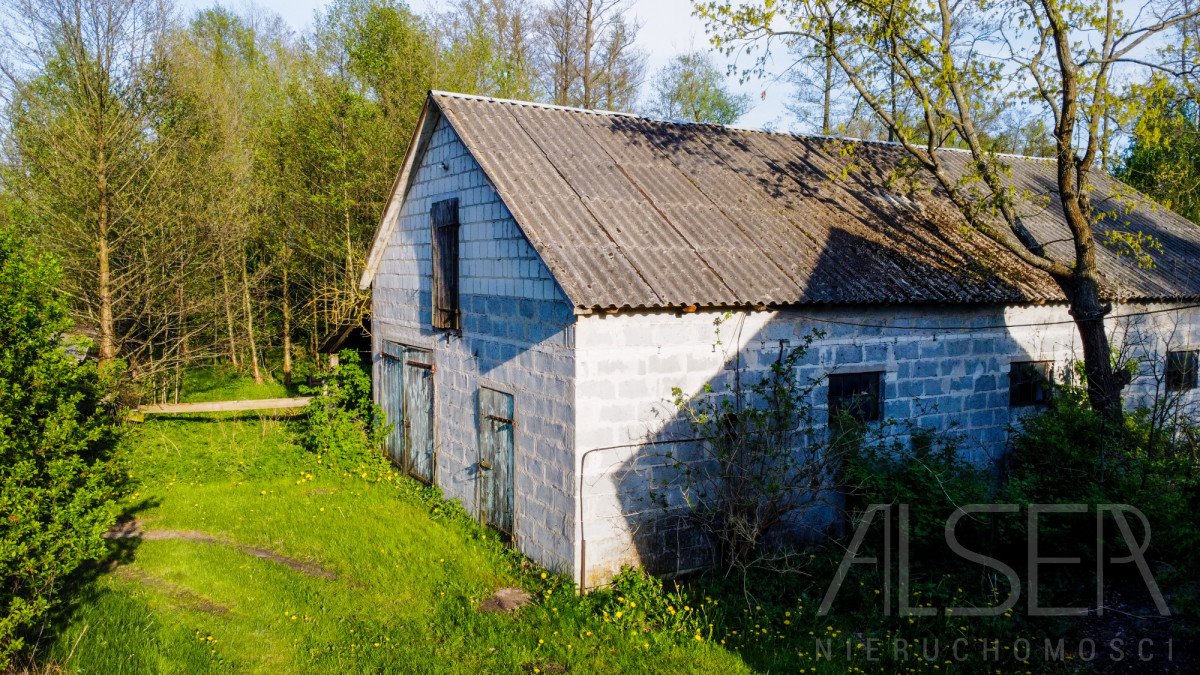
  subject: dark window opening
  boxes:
[1009,361,1053,407]
[1167,350,1199,392]
[829,371,883,423]
[431,198,460,330]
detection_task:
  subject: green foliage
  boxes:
[298,350,388,469]
[1116,74,1200,225]
[844,429,992,553]
[645,51,750,124]
[594,567,709,638]
[1005,387,1200,564]
[0,229,124,667]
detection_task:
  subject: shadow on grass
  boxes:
[20,496,161,669]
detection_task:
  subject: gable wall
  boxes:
[574,302,1200,587]
[371,114,577,573]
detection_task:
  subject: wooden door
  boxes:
[478,388,515,536]
[402,348,435,483]
[380,342,406,467]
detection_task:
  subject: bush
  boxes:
[0,229,124,667]
[297,350,387,469]
[1005,386,1200,579]
[844,429,993,556]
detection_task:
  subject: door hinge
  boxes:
[405,360,436,373]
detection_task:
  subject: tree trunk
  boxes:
[1062,271,1130,421]
[822,18,834,134]
[221,259,240,369]
[97,162,115,365]
[240,248,263,384]
[582,0,595,108]
[282,263,292,387]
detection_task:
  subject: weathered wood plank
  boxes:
[139,397,313,414]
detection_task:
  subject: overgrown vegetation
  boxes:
[0,229,125,668]
[0,0,746,402]
[298,350,388,468]
[651,326,842,573]
[636,314,1200,670]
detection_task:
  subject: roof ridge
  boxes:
[429,90,1055,162]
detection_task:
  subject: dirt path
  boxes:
[105,518,338,580]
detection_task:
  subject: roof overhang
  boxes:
[359,93,443,290]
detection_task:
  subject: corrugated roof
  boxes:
[367,91,1200,311]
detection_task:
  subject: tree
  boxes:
[644,50,749,124]
[697,0,1200,419]
[269,0,437,360]
[163,8,292,385]
[1117,76,1200,224]
[0,0,170,368]
[1115,11,1200,224]
[537,0,645,110]
[0,226,123,667]
[431,0,540,99]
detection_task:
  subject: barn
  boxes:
[359,91,1200,588]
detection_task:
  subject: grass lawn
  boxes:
[39,367,1179,674]
[38,401,750,673]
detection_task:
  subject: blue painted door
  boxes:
[380,342,406,466]
[402,348,435,483]
[478,388,515,536]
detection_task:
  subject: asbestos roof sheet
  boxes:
[429,91,1200,311]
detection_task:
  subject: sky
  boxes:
[177,0,795,129]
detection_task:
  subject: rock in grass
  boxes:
[478,587,532,613]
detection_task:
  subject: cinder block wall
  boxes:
[574,303,1200,587]
[372,115,577,573]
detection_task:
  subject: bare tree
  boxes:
[537,0,645,110]
[0,0,170,367]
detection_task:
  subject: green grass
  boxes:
[41,368,1153,673]
[41,403,750,672]
[178,366,294,403]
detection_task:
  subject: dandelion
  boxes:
[540,572,547,579]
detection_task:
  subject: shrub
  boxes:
[298,350,388,469]
[650,322,838,573]
[0,229,124,667]
[844,429,993,556]
[1006,386,1200,572]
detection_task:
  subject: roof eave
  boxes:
[359,93,443,290]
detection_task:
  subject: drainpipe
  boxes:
[576,435,710,591]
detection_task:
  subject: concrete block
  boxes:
[835,344,863,364]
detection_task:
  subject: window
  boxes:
[1167,350,1199,392]
[828,372,883,422]
[1009,361,1053,407]
[431,198,461,330]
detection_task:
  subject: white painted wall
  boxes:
[371,114,578,573]
[574,302,1200,587]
